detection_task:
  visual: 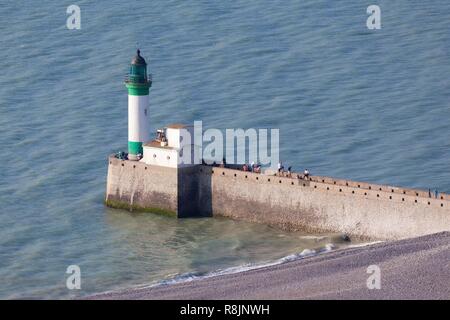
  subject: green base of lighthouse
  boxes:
[128,141,143,155]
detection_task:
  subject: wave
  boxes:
[127,243,338,291]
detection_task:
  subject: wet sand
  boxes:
[89,232,449,300]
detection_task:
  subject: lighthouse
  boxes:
[125,49,152,160]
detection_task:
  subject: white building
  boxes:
[141,124,200,168]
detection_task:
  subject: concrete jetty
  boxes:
[105,156,449,240]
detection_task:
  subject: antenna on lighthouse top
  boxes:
[135,42,142,58]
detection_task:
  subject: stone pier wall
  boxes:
[105,156,212,217]
[209,167,449,240]
[106,156,178,215]
[105,156,450,240]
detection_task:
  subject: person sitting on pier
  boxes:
[287,166,292,178]
[278,161,284,176]
[304,168,310,180]
[116,151,127,160]
[250,161,255,172]
[243,164,248,171]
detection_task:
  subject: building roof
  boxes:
[166,123,190,129]
[143,140,175,150]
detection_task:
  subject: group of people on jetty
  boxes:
[212,158,263,173]
[213,158,311,180]
[241,162,262,173]
[277,161,310,180]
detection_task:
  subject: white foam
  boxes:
[91,241,374,298]
[135,243,338,290]
[300,235,327,241]
[348,241,383,248]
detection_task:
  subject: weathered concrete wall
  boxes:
[210,167,450,240]
[106,156,178,215]
[105,157,450,240]
[106,156,212,217]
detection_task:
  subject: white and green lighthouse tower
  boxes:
[125,49,152,160]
